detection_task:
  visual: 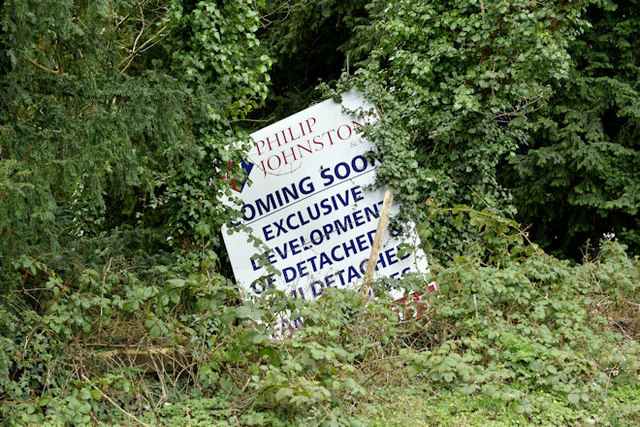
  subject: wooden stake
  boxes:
[360,187,394,297]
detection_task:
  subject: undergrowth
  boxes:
[1,208,638,426]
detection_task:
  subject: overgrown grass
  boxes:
[363,383,640,427]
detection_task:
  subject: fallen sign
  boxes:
[221,92,430,302]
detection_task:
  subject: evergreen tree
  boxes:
[502,0,640,258]
[0,0,270,282]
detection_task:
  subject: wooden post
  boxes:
[360,187,394,297]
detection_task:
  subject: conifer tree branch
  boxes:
[26,58,65,75]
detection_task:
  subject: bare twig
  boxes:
[479,0,487,21]
[473,294,479,318]
[26,58,64,75]
[117,26,167,71]
[82,375,151,427]
[231,117,274,123]
[131,5,147,55]
[466,185,499,214]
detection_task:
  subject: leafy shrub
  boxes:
[1,207,638,425]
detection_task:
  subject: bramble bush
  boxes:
[1,208,638,425]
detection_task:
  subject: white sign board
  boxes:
[222,92,429,301]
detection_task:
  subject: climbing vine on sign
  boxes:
[327,0,593,259]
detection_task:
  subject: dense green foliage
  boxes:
[502,0,640,258]
[0,0,270,275]
[254,0,367,118]
[338,0,583,207]
[1,209,638,425]
[255,0,640,260]
[325,0,638,260]
[1,0,639,425]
